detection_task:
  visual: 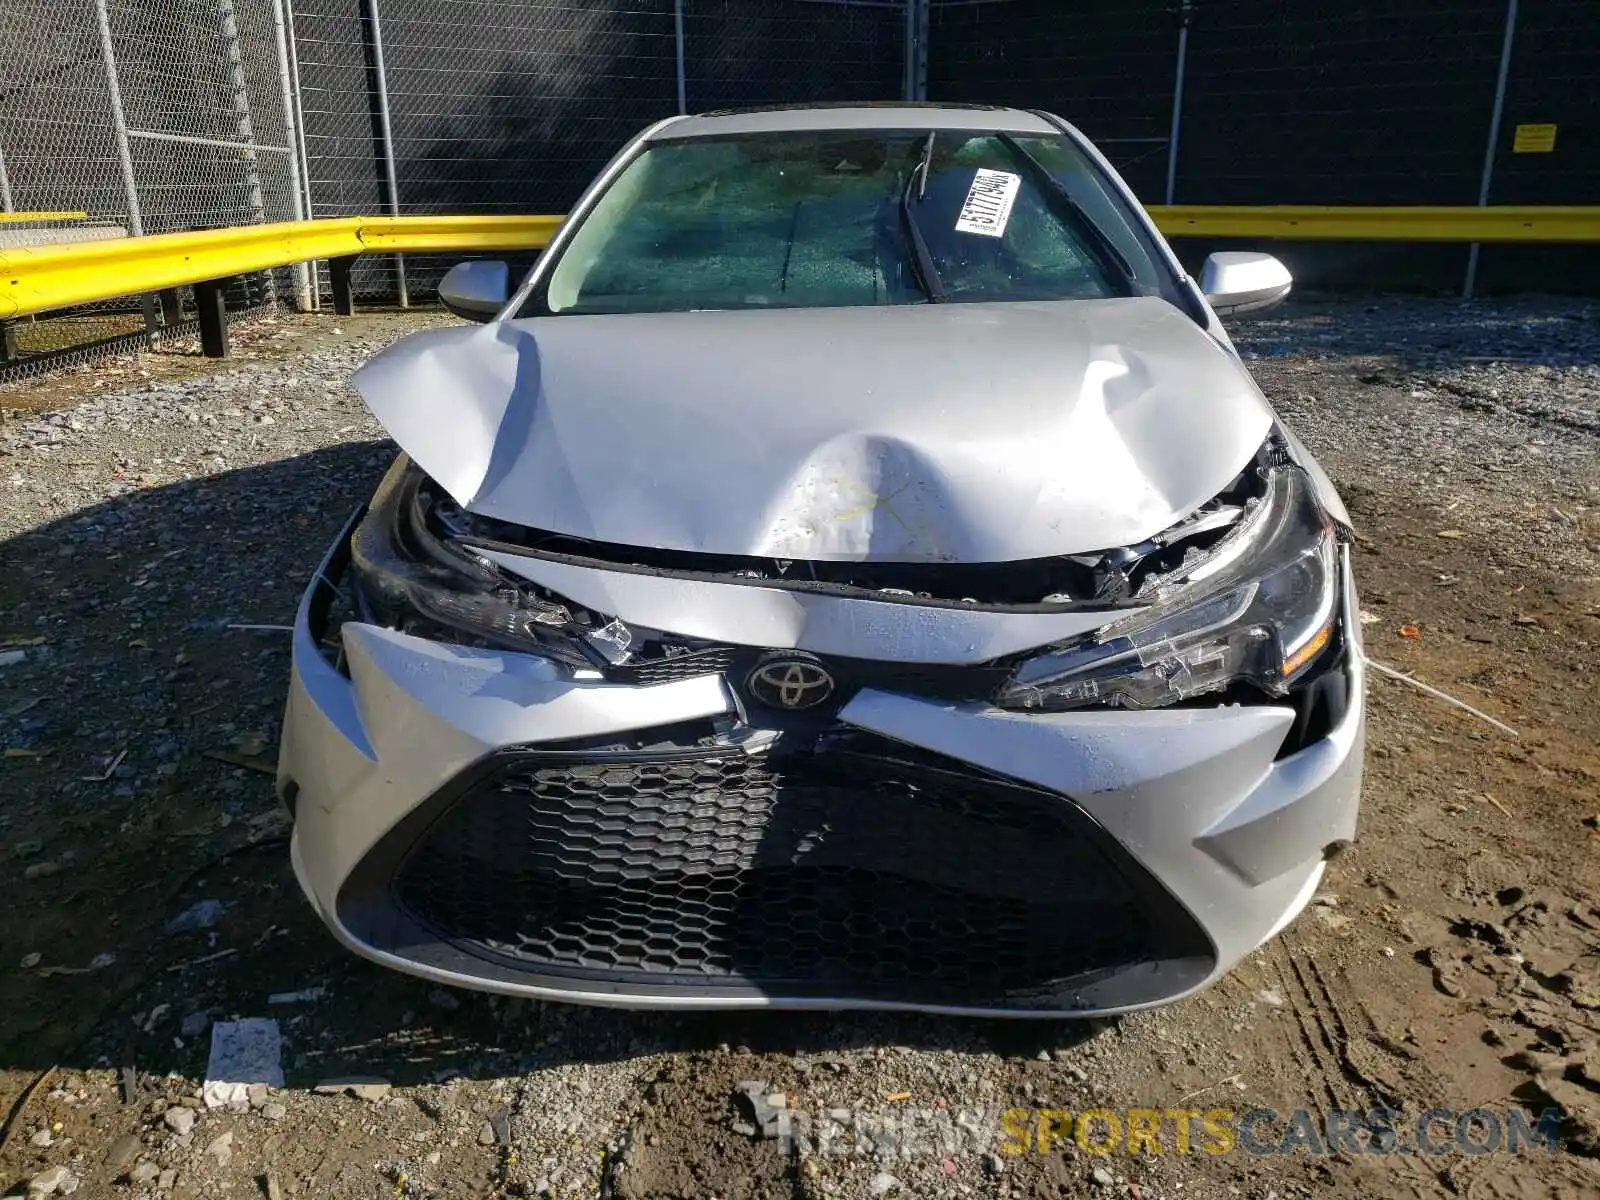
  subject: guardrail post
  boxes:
[193,279,230,358]
[330,254,358,316]
[158,288,184,327]
[0,320,16,366]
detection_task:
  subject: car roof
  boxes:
[657,102,1059,140]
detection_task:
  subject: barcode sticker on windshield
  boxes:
[954,169,1021,237]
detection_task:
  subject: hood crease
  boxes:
[356,298,1274,562]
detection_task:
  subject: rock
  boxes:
[260,1102,287,1121]
[204,1131,234,1167]
[107,1132,142,1172]
[131,1162,159,1185]
[488,1106,512,1144]
[22,861,62,881]
[477,1121,496,1145]
[868,1173,901,1195]
[1092,1165,1116,1187]
[163,1106,196,1135]
[29,1128,52,1147]
[158,1169,177,1189]
[247,1083,270,1109]
[165,899,226,934]
[26,1166,76,1196]
[982,1152,1005,1176]
[180,1012,210,1038]
[428,988,461,1012]
[314,1076,392,1103]
[1256,988,1286,1008]
[732,1081,787,1139]
[203,1018,283,1109]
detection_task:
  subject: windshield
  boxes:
[537,128,1174,315]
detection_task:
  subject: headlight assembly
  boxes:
[996,466,1339,712]
[350,456,599,669]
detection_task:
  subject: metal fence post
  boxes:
[285,0,320,309]
[217,0,267,228]
[0,141,14,212]
[93,0,160,343]
[903,0,928,102]
[674,0,687,115]
[365,0,408,307]
[0,143,16,366]
[1165,0,1192,205]
[1465,0,1519,299]
[271,0,313,309]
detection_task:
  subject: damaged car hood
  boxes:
[356,298,1275,562]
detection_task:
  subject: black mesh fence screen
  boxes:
[0,0,1595,374]
[1474,0,1599,290]
[683,0,905,110]
[289,0,907,299]
[925,0,1597,292]
[929,0,1178,200]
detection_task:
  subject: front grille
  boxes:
[371,733,1211,1007]
[601,647,737,685]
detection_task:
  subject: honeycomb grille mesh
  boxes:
[600,647,738,685]
[390,738,1190,1003]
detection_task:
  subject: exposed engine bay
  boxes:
[341,436,1344,726]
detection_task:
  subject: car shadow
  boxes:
[0,442,1107,1107]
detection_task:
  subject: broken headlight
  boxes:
[350,456,598,669]
[996,466,1339,711]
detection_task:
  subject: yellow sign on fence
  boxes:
[1513,124,1558,153]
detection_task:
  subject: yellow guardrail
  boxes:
[1149,205,1600,243]
[0,211,90,223]
[0,215,562,319]
[2,207,1598,322]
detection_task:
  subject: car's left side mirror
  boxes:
[1199,252,1292,316]
[438,260,509,323]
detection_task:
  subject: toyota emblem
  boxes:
[745,655,836,711]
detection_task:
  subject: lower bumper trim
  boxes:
[337,730,1215,1012]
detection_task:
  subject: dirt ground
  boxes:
[0,297,1596,1200]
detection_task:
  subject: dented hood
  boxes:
[355,298,1275,562]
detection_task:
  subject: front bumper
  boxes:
[278,519,1364,1017]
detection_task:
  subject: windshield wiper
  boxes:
[899,132,945,303]
[998,133,1138,295]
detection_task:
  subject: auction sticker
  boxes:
[955,169,1021,237]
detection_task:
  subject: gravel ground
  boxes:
[0,298,1596,1200]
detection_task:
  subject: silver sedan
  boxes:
[278,103,1363,1016]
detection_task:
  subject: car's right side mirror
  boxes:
[438,260,510,323]
[1199,251,1292,316]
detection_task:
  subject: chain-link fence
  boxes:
[2,0,1596,381]
[291,0,908,301]
[0,0,304,379]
